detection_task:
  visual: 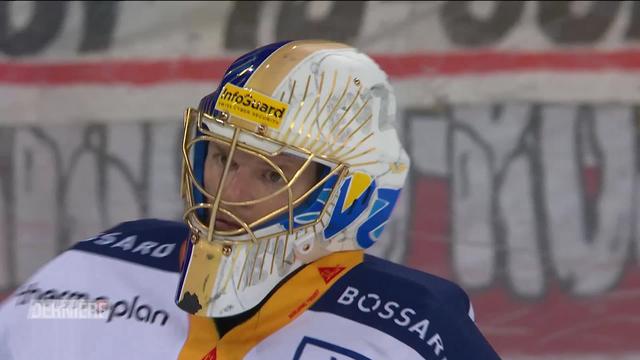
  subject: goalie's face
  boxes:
[203,141,319,232]
[177,108,341,318]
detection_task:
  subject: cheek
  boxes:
[203,158,219,194]
[292,168,319,199]
[255,183,296,216]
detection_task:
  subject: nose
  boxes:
[218,165,256,224]
[220,164,252,203]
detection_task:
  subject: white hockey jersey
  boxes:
[0,219,500,359]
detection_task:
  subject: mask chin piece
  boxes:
[293,233,329,264]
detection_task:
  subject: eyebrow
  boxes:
[210,142,227,152]
[272,154,305,171]
[212,141,302,171]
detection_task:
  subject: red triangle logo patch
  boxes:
[202,347,216,360]
[318,266,346,284]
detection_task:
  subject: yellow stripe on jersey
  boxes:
[177,315,219,360]
[179,250,364,360]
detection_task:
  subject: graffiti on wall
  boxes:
[406,103,639,297]
[404,104,640,353]
[1,103,640,354]
[1,103,639,293]
[0,121,184,287]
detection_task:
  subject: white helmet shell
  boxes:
[176,40,410,318]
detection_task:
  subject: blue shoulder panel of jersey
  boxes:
[311,255,501,360]
[363,254,471,316]
[70,219,188,273]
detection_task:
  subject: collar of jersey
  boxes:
[178,250,364,360]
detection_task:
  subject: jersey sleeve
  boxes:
[0,218,190,360]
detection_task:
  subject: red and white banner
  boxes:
[2,1,640,124]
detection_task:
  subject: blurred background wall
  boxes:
[1,1,639,358]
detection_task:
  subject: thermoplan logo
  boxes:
[14,283,169,326]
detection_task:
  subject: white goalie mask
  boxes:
[176,40,410,318]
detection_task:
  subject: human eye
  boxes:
[207,152,225,165]
[216,153,228,165]
[208,146,228,165]
[263,170,284,185]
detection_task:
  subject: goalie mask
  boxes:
[176,40,410,318]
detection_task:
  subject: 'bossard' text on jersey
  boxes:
[243,255,500,360]
[0,219,500,359]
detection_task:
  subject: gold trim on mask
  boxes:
[180,108,349,248]
[245,40,350,96]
